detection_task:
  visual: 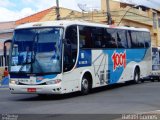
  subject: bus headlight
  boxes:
[10,79,19,85]
[46,79,61,85]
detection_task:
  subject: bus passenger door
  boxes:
[62,25,79,92]
[63,25,78,72]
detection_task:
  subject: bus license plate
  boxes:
[27,88,36,93]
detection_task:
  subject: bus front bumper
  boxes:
[9,84,63,94]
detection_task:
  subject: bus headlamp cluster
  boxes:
[46,79,61,85]
[10,79,19,85]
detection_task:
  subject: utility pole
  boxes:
[56,0,60,20]
[106,0,112,25]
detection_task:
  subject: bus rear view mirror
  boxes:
[3,45,6,57]
[3,39,12,57]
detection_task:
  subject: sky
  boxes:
[0,0,101,22]
[0,0,160,22]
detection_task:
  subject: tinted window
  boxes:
[103,29,111,48]
[130,31,138,48]
[143,32,151,48]
[117,30,127,48]
[105,28,118,48]
[79,26,92,48]
[92,27,104,48]
[79,26,150,49]
[126,30,132,48]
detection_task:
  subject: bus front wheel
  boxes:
[81,76,90,95]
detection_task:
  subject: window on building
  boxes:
[158,18,160,28]
[153,12,157,29]
[143,32,151,48]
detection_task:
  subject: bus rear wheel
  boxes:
[81,76,90,95]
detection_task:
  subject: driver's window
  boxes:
[63,25,78,72]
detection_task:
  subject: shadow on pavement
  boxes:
[13,80,153,101]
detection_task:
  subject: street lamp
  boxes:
[117,5,138,26]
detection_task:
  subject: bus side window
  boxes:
[92,27,104,48]
[79,26,92,48]
[131,31,138,48]
[107,29,118,48]
[127,30,132,48]
[117,30,127,48]
[104,29,111,48]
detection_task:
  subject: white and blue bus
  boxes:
[9,20,151,95]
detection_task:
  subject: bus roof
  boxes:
[16,20,149,32]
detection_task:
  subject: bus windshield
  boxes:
[10,27,63,74]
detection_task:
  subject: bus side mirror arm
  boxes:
[62,39,66,44]
[3,46,6,58]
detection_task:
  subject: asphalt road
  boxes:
[0,81,160,119]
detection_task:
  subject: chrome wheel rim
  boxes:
[135,73,139,82]
[82,78,89,90]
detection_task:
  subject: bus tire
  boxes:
[81,76,90,95]
[141,79,144,83]
[134,68,140,84]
